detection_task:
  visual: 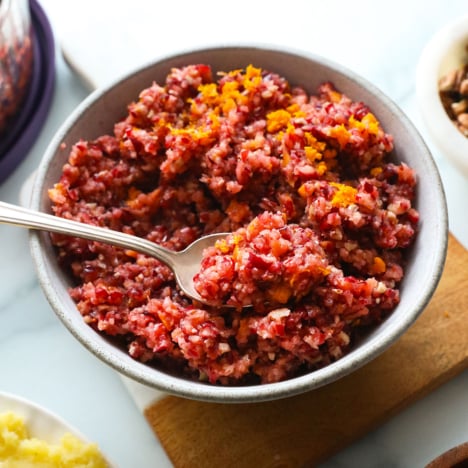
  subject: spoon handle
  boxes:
[0,201,177,267]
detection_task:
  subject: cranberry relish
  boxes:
[49,65,418,385]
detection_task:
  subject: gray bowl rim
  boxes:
[29,43,448,403]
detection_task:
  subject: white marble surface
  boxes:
[0,1,467,466]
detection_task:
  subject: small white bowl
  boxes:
[416,14,468,177]
[0,391,113,465]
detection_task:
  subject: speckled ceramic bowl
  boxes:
[416,14,468,177]
[29,46,448,403]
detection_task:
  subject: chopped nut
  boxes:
[438,69,458,91]
[458,123,468,136]
[438,57,468,137]
[456,112,468,128]
[460,78,468,96]
[451,99,467,115]
[454,67,467,88]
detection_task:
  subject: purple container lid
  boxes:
[0,0,55,183]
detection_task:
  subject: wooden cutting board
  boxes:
[144,234,468,468]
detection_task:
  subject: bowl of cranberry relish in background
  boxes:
[29,46,447,403]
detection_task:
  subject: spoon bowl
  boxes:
[0,200,227,305]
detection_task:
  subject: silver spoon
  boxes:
[0,200,228,304]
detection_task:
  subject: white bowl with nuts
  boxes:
[416,14,468,177]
